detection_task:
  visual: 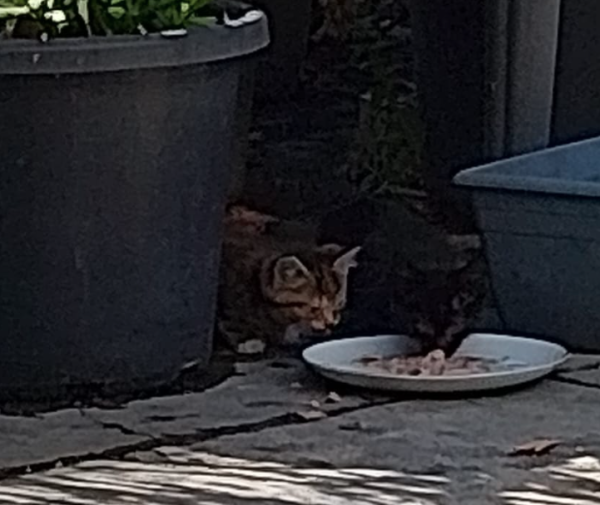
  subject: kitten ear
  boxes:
[273,255,311,288]
[333,246,361,273]
[316,244,345,256]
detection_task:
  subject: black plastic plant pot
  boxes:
[0,17,269,397]
[454,136,600,352]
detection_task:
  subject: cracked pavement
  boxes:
[0,355,600,504]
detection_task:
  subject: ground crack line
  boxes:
[0,398,398,481]
[550,374,600,391]
[79,408,158,440]
[557,361,600,374]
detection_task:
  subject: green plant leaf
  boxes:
[107,5,123,17]
[1,0,212,35]
[187,14,213,25]
[0,6,29,16]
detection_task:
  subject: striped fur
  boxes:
[217,206,360,354]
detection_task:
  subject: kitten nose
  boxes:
[310,313,338,333]
[311,321,336,335]
[312,320,338,332]
[310,320,327,331]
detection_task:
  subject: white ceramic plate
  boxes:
[302,333,569,393]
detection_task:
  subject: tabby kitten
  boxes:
[218,205,361,354]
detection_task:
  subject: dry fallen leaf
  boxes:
[325,392,342,403]
[509,439,561,456]
[297,410,328,421]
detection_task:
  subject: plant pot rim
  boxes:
[453,135,600,199]
[0,14,269,75]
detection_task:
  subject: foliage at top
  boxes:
[324,0,422,200]
[345,70,425,198]
[0,0,213,38]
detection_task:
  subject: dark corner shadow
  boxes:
[0,350,238,417]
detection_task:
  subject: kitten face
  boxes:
[261,245,361,333]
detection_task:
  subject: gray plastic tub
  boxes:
[454,136,600,351]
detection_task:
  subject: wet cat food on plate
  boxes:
[356,350,512,376]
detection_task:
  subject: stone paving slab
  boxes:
[555,353,600,387]
[0,454,445,505]
[0,409,147,469]
[1,379,599,504]
[558,368,600,387]
[1,354,600,503]
[82,359,371,437]
[556,353,600,373]
[0,354,596,473]
[1,451,597,505]
[189,379,600,505]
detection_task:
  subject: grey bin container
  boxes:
[453,136,600,352]
[0,14,269,397]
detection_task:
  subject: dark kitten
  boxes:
[397,254,488,357]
